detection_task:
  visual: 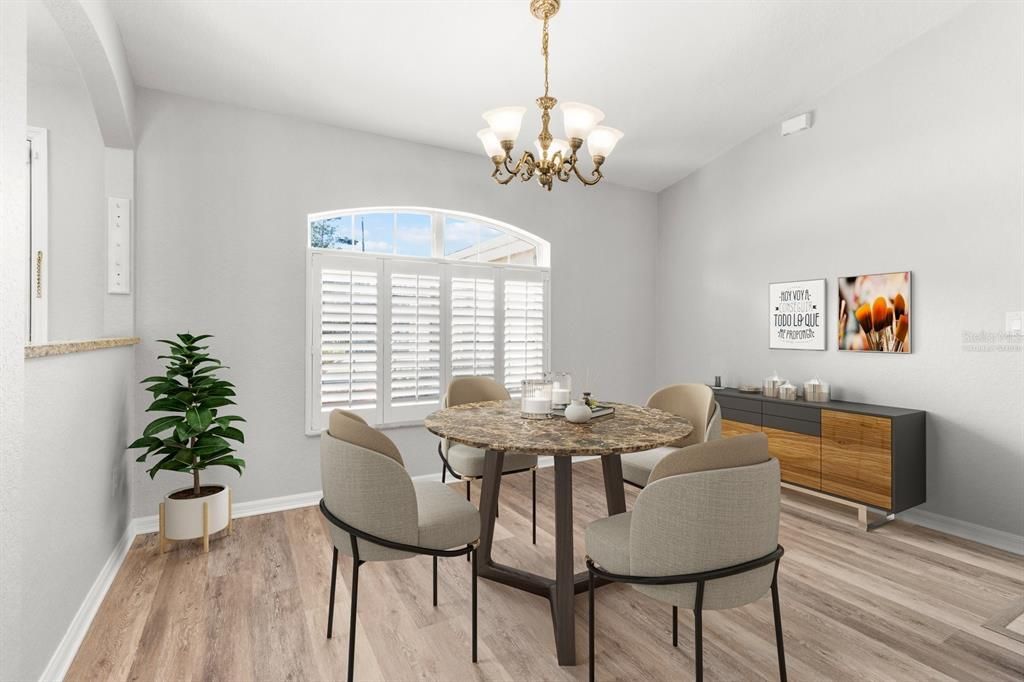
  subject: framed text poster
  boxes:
[769,279,826,350]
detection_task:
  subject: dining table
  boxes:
[424,400,694,666]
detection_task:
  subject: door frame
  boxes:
[27,126,48,343]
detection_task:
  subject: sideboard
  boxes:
[714,388,926,529]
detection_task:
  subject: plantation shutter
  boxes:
[314,255,380,422]
[503,271,548,396]
[385,260,443,421]
[450,268,496,380]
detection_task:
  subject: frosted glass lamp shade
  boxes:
[482,107,526,143]
[534,138,570,160]
[560,102,604,141]
[587,126,624,159]
[477,128,505,158]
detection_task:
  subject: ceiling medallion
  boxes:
[477,0,623,191]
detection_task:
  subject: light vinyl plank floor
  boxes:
[66,460,1024,681]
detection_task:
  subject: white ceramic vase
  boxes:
[564,399,592,424]
[162,484,231,541]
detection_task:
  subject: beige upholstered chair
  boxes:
[438,376,538,544]
[621,383,720,488]
[320,409,481,682]
[586,433,786,681]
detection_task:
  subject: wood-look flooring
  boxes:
[67,460,1024,681]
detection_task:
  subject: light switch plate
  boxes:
[108,197,131,294]
[1007,311,1023,336]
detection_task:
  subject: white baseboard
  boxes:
[38,521,135,682]
[131,456,598,535]
[899,508,1024,556]
[132,489,325,535]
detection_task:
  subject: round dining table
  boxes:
[424,400,693,666]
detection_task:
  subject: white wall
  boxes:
[131,88,659,516]
[28,60,108,341]
[655,2,1024,537]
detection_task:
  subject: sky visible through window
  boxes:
[310,210,541,266]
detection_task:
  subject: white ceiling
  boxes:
[106,0,970,192]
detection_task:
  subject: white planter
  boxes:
[159,484,232,552]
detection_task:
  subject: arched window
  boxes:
[306,207,550,430]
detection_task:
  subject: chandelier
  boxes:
[477,0,623,191]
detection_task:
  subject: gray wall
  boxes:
[654,2,1023,536]
[131,88,659,517]
[21,346,135,679]
[28,61,108,341]
[1,17,136,680]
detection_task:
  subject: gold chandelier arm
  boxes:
[571,158,604,186]
[509,150,537,180]
[554,152,572,182]
[491,163,517,185]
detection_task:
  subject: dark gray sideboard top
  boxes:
[714,387,924,418]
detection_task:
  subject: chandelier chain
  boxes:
[542,16,550,98]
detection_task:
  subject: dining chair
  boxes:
[586,433,786,682]
[621,383,720,488]
[437,376,538,544]
[320,409,481,682]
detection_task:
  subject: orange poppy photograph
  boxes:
[838,272,911,352]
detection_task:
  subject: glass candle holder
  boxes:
[520,379,553,419]
[547,372,573,408]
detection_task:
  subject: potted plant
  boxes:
[129,333,245,552]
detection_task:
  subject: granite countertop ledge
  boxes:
[25,336,140,359]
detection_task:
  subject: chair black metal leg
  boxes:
[442,465,447,483]
[588,569,596,682]
[348,556,362,682]
[672,605,678,647]
[531,468,537,545]
[327,547,338,639]
[471,546,479,663]
[466,480,473,562]
[694,582,705,682]
[432,556,438,607]
[772,570,787,681]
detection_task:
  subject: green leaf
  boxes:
[206,387,236,397]
[213,426,245,443]
[206,455,246,476]
[143,416,183,437]
[128,435,162,450]
[148,397,188,413]
[194,444,232,458]
[190,334,214,343]
[199,397,235,410]
[174,421,192,441]
[185,407,204,431]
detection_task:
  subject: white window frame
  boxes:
[305,208,550,434]
[26,127,48,343]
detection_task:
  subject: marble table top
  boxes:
[424,400,694,456]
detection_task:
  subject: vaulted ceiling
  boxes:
[103,0,970,191]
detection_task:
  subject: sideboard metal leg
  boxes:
[858,506,896,531]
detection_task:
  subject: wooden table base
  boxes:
[476,450,627,666]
